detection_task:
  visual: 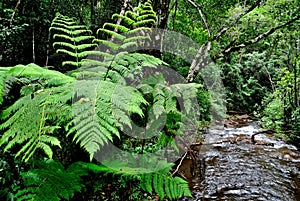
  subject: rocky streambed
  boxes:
[178,115,300,201]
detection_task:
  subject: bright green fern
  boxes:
[0,1,197,200]
[50,13,98,69]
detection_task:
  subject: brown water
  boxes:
[178,119,300,201]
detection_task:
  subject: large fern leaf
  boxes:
[0,84,74,162]
[70,80,147,160]
[0,63,74,106]
[50,13,97,69]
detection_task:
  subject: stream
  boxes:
[178,115,300,201]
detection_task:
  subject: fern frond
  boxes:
[50,27,92,36]
[51,17,76,25]
[113,13,136,25]
[53,34,94,43]
[146,174,191,199]
[69,80,147,160]
[56,49,79,58]
[0,82,74,162]
[14,160,88,201]
[137,14,157,22]
[50,22,86,31]
[0,64,74,106]
[124,11,139,21]
[93,39,121,50]
[53,42,97,51]
[77,158,191,200]
[140,165,192,199]
[8,63,75,84]
[133,19,156,28]
[50,14,96,69]
[96,28,126,40]
[0,94,61,162]
[127,27,152,35]
[123,35,150,43]
[119,41,138,50]
[62,61,81,67]
[103,23,130,33]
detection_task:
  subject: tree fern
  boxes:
[0,2,198,200]
[0,70,148,162]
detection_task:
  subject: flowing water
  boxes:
[178,116,300,201]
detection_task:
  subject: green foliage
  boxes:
[220,51,277,111]
[140,170,191,199]
[0,64,76,162]
[79,51,166,84]
[13,160,88,201]
[94,0,157,52]
[0,2,197,200]
[113,0,157,29]
[12,159,192,201]
[70,80,147,160]
[50,13,97,69]
[0,63,74,107]
[134,73,200,150]
[80,159,192,200]
[168,0,208,44]
[261,91,285,130]
[262,66,300,137]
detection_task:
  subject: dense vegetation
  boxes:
[0,0,299,200]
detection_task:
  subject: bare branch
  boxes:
[213,0,263,41]
[172,152,188,176]
[186,0,211,37]
[185,41,211,83]
[10,0,22,27]
[215,15,300,58]
[184,0,213,83]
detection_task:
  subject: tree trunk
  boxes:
[152,0,171,29]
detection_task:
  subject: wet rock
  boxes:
[178,119,300,201]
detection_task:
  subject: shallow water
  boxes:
[178,120,300,201]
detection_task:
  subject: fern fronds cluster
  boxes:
[14,160,88,201]
[0,64,75,161]
[136,73,200,149]
[140,169,192,199]
[79,159,192,199]
[0,1,198,200]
